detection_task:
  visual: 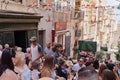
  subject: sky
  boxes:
[106,0,120,22]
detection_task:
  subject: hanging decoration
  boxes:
[50,0,74,12]
[116,0,120,2]
[29,0,38,8]
[109,13,120,15]
[81,4,120,11]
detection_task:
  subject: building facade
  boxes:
[0,0,43,51]
[0,0,74,54]
[77,0,117,52]
[52,0,73,56]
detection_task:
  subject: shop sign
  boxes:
[55,22,67,31]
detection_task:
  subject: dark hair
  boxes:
[106,63,115,71]
[31,61,40,70]
[10,48,16,58]
[58,59,65,66]
[78,67,98,80]
[52,44,62,52]
[93,60,99,69]
[56,44,62,48]
[98,64,108,76]
[102,69,116,80]
[0,49,14,76]
[85,62,93,67]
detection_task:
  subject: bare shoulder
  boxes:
[41,69,51,77]
[39,77,53,80]
[0,69,18,80]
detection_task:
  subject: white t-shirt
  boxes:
[72,63,86,72]
[31,45,39,61]
[72,63,86,80]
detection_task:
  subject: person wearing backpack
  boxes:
[30,36,43,65]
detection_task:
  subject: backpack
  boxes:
[37,44,42,53]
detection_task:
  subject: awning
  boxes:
[0,10,43,23]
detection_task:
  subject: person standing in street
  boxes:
[0,49,18,80]
[44,42,54,55]
[30,36,43,64]
[4,44,9,49]
[54,44,63,64]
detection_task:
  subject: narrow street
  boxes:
[0,0,120,80]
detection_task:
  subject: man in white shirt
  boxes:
[72,58,86,72]
[72,58,86,80]
[30,36,43,64]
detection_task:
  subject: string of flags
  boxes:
[28,0,120,12]
[81,4,120,9]
[84,0,120,10]
[28,0,73,12]
[28,0,38,8]
[109,14,120,16]
[116,0,120,2]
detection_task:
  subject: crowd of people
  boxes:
[0,36,120,80]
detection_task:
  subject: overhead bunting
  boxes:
[81,4,119,9]
[109,14,120,15]
[29,0,38,7]
[116,0,120,2]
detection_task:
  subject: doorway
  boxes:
[14,31,27,52]
[39,30,45,48]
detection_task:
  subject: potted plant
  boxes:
[116,44,120,61]
[73,46,79,59]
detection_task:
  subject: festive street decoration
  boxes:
[81,4,118,9]
[29,0,38,7]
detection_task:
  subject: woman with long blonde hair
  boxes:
[14,51,31,80]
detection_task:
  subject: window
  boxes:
[0,32,14,47]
